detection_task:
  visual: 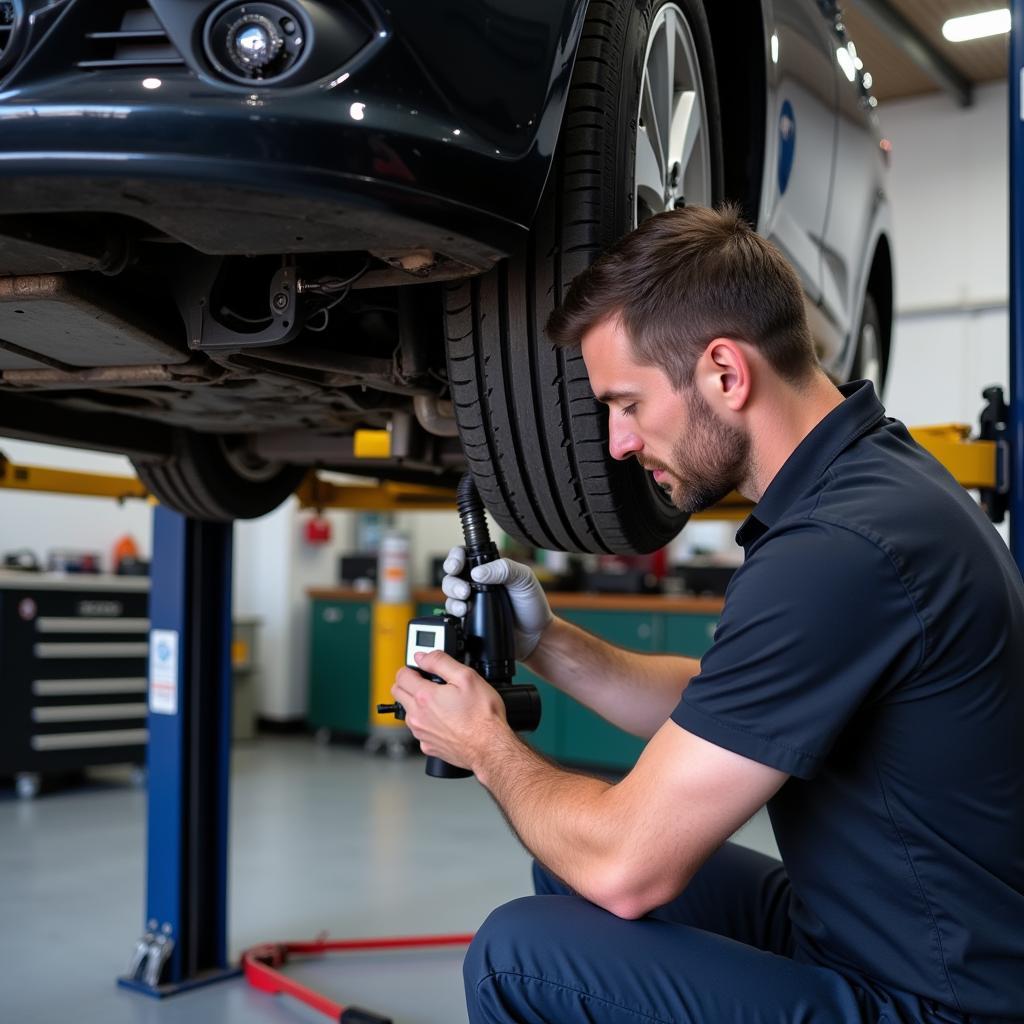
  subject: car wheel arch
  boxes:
[843,229,894,388]
[865,232,894,378]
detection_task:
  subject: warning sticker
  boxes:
[149,629,179,715]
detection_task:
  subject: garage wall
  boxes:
[879,80,1009,428]
[881,81,1007,315]
[0,439,152,570]
[234,497,363,721]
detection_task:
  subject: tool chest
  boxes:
[0,571,150,796]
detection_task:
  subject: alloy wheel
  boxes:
[217,435,285,484]
[635,3,713,225]
[857,321,882,391]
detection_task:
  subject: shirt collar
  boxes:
[734,380,886,550]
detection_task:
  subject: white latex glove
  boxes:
[440,545,554,660]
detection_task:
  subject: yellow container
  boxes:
[370,600,415,729]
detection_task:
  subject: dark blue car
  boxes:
[0,0,891,552]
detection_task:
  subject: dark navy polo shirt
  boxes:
[671,381,1024,1017]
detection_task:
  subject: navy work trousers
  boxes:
[463,842,935,1023]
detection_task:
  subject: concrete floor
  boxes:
[1,735,779,1024]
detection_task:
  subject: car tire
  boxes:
[132,431,306,521]
[853,292,886,393]
[445,0,723,553]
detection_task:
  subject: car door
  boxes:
[759,0,838,306]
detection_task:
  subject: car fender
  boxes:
[371,0,588,229]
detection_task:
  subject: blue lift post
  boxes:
[118,507,240,996]
[1012,0,1024,572]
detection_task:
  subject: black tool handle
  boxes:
[341,1006,393,1023]
[425,755,472,779]
[415,670,473,779]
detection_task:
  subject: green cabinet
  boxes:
[515,668,562,759]
[309,598,373,734]
[554,610,654,771]
[658,613,719,658]
[520,609,720,773]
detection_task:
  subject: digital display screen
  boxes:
[415,630,437,647]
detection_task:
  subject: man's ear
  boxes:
[699,338,752,413]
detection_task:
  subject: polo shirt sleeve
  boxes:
[671,520,924,778]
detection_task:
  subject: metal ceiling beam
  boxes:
[851,0,974,106]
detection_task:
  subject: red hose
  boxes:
[242,932,475,1022]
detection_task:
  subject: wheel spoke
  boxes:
[635,124,665,213]
[669,89,700,182]
[646,23,671,174]
[661,9,677,172]
[641,70,665,180]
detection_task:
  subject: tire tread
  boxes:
[444,0,721,552]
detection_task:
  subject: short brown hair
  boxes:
[546,204,817,387]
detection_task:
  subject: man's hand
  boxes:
[441,546,554,660]
[392,650,510,771]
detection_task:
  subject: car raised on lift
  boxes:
[0,0,891,553]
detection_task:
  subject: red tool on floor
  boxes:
[242,932,475,1023]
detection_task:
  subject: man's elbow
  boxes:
[598,893,649,921]
[589,863,691,921]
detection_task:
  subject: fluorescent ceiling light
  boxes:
[942,8,1010,42]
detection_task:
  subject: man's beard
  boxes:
[644,388,750,514]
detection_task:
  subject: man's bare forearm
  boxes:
[524,617,699,738]
[474,725,621,908]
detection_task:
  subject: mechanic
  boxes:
[391,205,1024,1024]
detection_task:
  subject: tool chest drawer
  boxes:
[0,572,150,792]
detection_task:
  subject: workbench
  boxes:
[308,588,724,772]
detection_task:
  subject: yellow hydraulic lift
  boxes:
[294,475,459,512]
[0,452,150,502]
[0,423,1002,518]
[299,423,1003,521]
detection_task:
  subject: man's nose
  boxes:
[608,418,642,461]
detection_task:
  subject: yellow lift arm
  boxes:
[0,453,149,502]
[0,425,1001,518]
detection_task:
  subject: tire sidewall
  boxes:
[134,433,305,521]
[187,435,304,520]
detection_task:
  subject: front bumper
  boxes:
[0,0,587,263]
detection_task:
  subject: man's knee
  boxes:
[465,894,603,1021]
[464,897,540,1022]
[464,896,542,989]
[464,895,867,1024]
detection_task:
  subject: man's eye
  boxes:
[621,403,637,417]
